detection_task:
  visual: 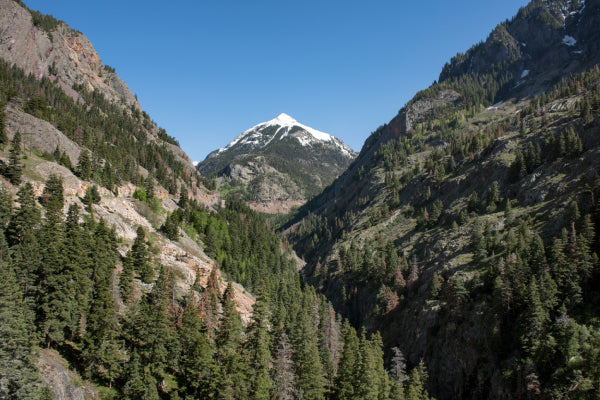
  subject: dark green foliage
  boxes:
[40,174,64,214]
[246,293,273,400]
[23,96,50,119]
[216,282,249,399]
[82,221,123,387]
[6,183,40,246]
[131,226,153,283]
[82,184,101,205]
[28,9,61,33]
[160,211,181,241]
[119,252,134,302]
[178,298,217,398]
[132,188,146,202]
[0,263,43,399]
[76,150,92,181]
[292,299,327,400]
[4,131,23,185]
[0,101,7,149]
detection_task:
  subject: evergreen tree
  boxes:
[293,298,326,400]
[131,226,153,283]
[405,361,431,400]
[0,187,12,231]
[146,177,155,200]
[6,182,41,246]
[216,282,249,399]
[246,293,274,400]
[82,184,101,205]
[63,204,92,341]
[77,149,92,181]
[40,174,64,214]
[36,207,71,348]
[0,101,7,149]
[119,252,134,302]
[334,320,360,399]
[5,131,23,185]
[0,263,43,399]
[82,221,123,387]
[178,297,217,398]
[355,332,390,400]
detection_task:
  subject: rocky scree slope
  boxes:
[197,113,356,213]
[287,0,600,398]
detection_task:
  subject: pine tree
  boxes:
[77,149,92,181]
[37,208,71,348]
[179,297,217,398]
[216,282,249,399]
[82,225,123,387]
[5,131,23,185]
[119,252,134,302]
[6,182,41,246]
[82,185,101,205]
[0,101,8,149]
[293,304,326,400]
[131,226,153,283]
[246,293,274,400]
[146,177,155,200]
[355,331,390,400]
[64,204,92,341]
[0,263,43,399]
[0,187,12,231]
[405,361,431,400]
[334,320,359,400]
[40,174,64,214]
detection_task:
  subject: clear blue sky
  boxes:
[24,0,530,162]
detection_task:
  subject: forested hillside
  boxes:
[287,0,600,398]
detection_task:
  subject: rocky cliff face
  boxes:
[0,0,139,110]
[439,0,600,97]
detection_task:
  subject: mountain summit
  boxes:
[217,113,354,157]
[197,113,356,213]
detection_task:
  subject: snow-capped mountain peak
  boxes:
[216,113,353,157]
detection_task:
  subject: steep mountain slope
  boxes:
[0,0,138,110]
[288,0,600,398]
[198,113,356,213]
[0,3,422,400]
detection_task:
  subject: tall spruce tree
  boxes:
[0,263,43,399]
[334,320,360,400]
[5,131,23,185]
[178,297,217,398]
[216,282,249,400]
[293,303,326,400]
[246,293,274,400]
[6,182,40,246]
[0,101,7,149]
[131,226,153,283]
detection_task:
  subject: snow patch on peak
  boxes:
[215,113,355,158]
[271,113,298,126]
